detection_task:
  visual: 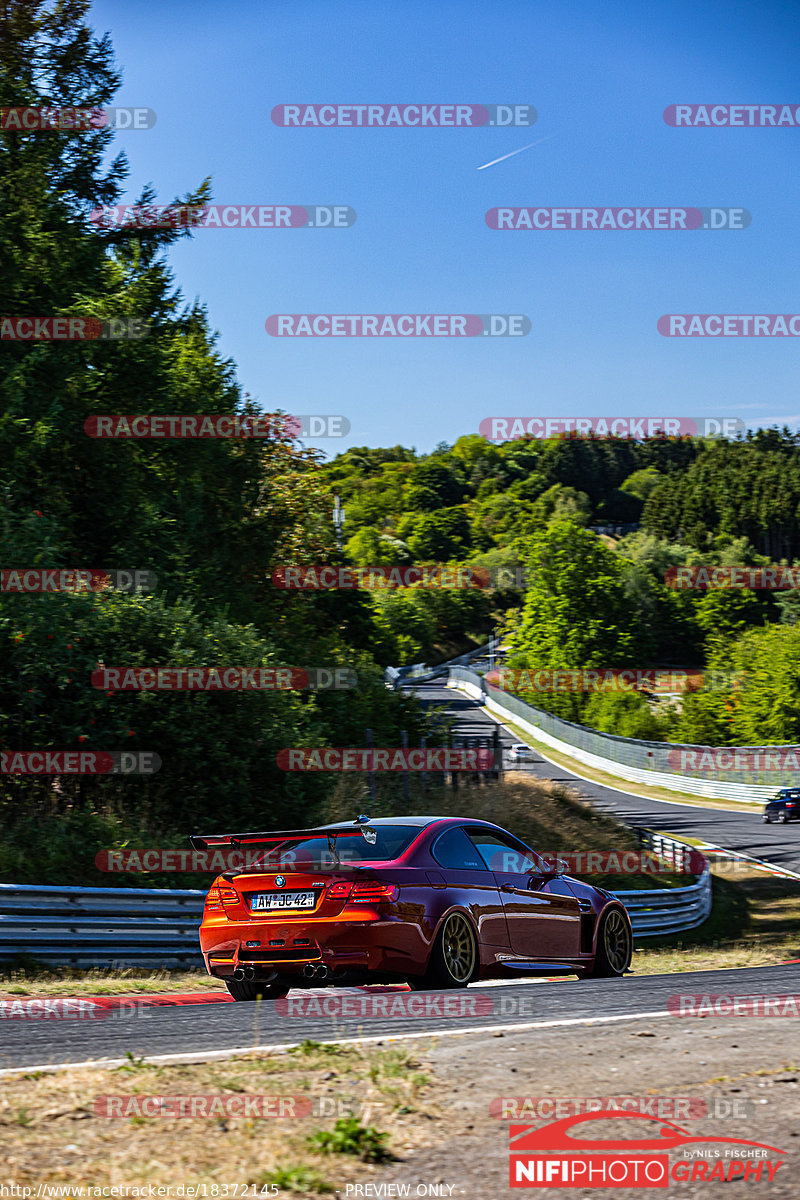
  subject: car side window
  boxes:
[432,827,489,871]
[467,829,542,875]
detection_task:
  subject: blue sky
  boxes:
[91,0,800,455]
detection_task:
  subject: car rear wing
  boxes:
[189,817,373,851]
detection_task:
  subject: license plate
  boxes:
[251,891,316,912]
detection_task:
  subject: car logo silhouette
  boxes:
[510,1111,784,1154]
[274,875,286,888]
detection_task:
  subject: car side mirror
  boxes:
[533,857,568,880]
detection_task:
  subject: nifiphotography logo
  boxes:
[508,1111,786,1187]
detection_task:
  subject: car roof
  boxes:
[322,816,507,829]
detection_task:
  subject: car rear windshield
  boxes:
[249,825,421,869]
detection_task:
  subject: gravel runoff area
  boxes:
[1,1009,798,1197]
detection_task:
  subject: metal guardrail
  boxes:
[0,883,205,967]
[445,666,782,801]
[384,643,491,690]
[612,832,712,938]
[0,830,709,967]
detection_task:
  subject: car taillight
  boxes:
[205,884,239,912]
[327,881,353,899]
[349,881,399,903]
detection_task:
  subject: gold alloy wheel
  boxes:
[441,912,477,982]
[603,908,631,974]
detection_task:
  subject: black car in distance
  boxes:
[763,788,800,823]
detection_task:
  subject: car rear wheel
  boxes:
[780,812,789,824]
[585,908,631,978]
[224,977,291,1002]
[412,912,478,989]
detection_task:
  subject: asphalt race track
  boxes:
[408,679,800,876]
[1,964,798,1073]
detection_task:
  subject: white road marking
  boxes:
[0,1009,675,1077]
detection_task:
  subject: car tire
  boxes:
[763,814,771,823]
[584,907,632,979]
[411,912,478,990]
[224,977,291,1002]
[780,812,789,824]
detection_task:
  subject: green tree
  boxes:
[507,522,643,671]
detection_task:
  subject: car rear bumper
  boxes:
[199,914,428,979]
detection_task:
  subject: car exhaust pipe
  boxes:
[302,964,317,979]
[244,965,256,980]
[314,964,329,980]
[233,967,246,981]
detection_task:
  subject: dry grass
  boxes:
[632,868,800,973]
[0,1041,437,1192]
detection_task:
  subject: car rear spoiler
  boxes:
[189,816,373,851]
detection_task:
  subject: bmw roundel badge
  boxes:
[275,875,286,888]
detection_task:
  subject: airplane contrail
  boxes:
[477,133,558,170]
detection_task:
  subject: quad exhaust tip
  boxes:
[302,963,329,980]
[233,965,256,981]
